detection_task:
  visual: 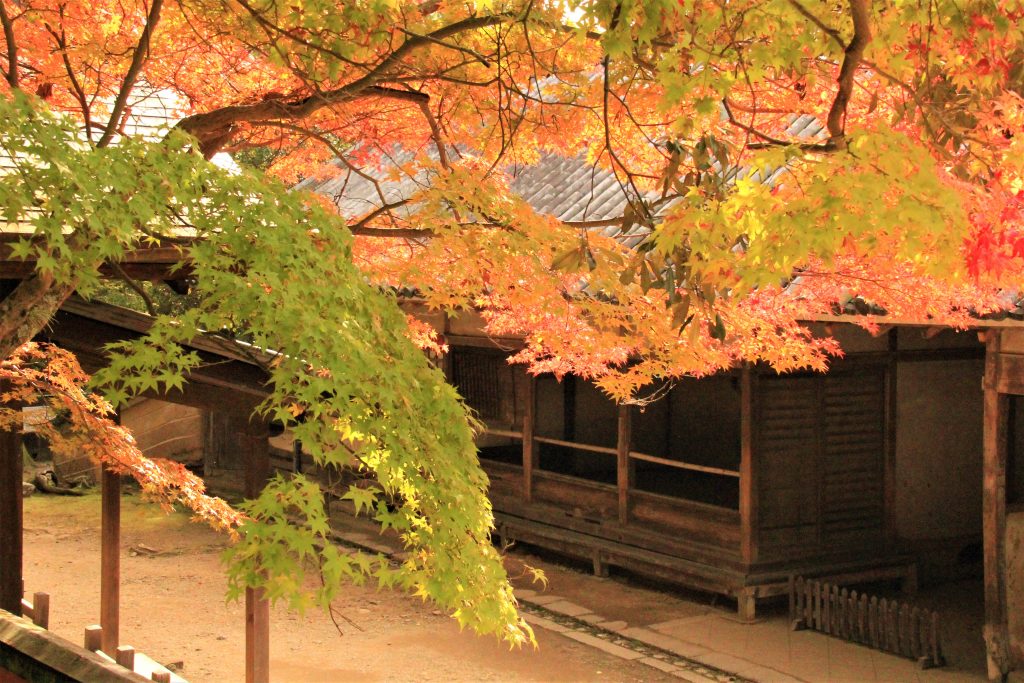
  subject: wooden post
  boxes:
[244,423,271,683]
[115,645,135,670]
[100,466,121,656]
[152,672,171,683]
[522,375,536,503]
[737,587,757,622]
[84,625,103,652]
[982,330,1011,681]
[292,439,302,475]
[739,366,757,566]
[31,591,49,629]
[0,400,22,616]
[883,329,898,543]
[616,403,631,524]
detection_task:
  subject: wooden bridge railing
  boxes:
[19,590,49,629]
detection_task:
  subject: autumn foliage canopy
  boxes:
[1,0,1024,642]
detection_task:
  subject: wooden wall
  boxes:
[754,364,888,563]
[121,399,206,464]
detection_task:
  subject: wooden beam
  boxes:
[0,404,22,616]
[100,466,121,656]
[522,375,536,504]
[616,403,631,524]
[0,237,193,282]
[739,366,757,567]
[982,331,1011,681]
[244,423,271,683]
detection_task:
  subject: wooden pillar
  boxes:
[982,331,1010,681]
[739,366,757,567]
[100,467,121,655]
[244,423,271,683]
[616,403,631,524]
[883,329,898,544]
[0,407,22,616]
[522,375,536,503]
[563,375,576,442]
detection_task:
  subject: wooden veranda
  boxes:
[434,303,1024,680]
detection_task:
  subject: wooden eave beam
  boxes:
[0,238,193,282]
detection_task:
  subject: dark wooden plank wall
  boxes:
[756,366,887,563]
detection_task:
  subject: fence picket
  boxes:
[787,577,943,667]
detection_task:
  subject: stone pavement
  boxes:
[327,512,987,683]
[513,586,986,683]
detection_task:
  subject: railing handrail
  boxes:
[628,450,740,478]
[533,435,618,456]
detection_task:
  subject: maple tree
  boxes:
[1,0,1024,643]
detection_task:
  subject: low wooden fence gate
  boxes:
[789,576,944,669]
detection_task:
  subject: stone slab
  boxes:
[522,594,562,606]
[543,600,593,618]
[639,656,680,673]
[522,613,569,634]
[620,627,709,659]
[562,631,644,660]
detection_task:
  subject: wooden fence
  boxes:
[789,576,944,669]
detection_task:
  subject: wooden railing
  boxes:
[628,450,740,478]
[20,591,49,629]
[485,427,741,478]
[534,436,617,456]
[790,576,944,669]
[482,428,522,440]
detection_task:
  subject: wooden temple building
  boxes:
[2,136,1024,679]
[431,310,979,616]
[304,148,1024,679]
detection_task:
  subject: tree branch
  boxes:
[175,13,513,154]
[826,0,872,145]
[349,226,433,239]
[108,261,158,316]
[97,0,165,148]
[417,98,451,170]
[0,0,18,88]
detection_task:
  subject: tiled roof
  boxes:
[300,115,1024,325]
[1,87,237,235]
[300,113,827,248]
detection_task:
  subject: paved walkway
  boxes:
[515,588,985,683]
[328,512,987,683]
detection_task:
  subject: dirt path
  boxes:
[21,493,676,682]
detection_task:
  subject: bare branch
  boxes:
[176,13,513,154]
[109,260,158,317]
[399,27,491,66]
[723,98,838,151]
[826,0,872,145]
[786,0,843,47]
[97,0,165,148]
[417,98,451,170]
[0,0,17,88]
[349,226,433,239]
[45,20,94,141]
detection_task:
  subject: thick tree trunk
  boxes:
[0,274,78,359]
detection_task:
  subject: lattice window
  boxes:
[450,350,508,422]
